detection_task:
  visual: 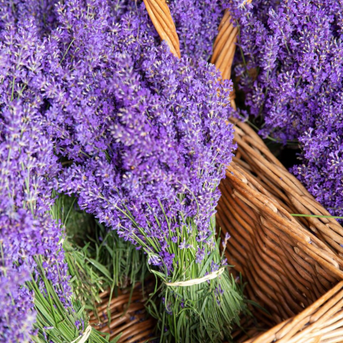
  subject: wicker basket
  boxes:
[89,283,156,342]
[91,2,343,342]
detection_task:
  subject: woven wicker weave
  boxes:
[92,1,343,342]
[240,280,343,343]
[90,284,156,342]
[142,0,180,58]
[213,10,343,329]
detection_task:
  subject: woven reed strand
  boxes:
[90,284,156,343]
[143,0,180,58]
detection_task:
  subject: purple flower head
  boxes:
[230,0,343,218]
[0,2,73,338]
[171,236,178,244]
[45,0,237,275]
[222,232,231,249]
[195,247,206,264]
[178,238,192,250]
[168,0,224,60]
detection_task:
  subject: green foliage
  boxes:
[291,213,343,219]
[85,221,149,289]
[51,193,149,306]
[119,203,250,343]
[26,194,125,343]
[147,243,248,343]
[28,256,113,343]
[30,191,150,342]
[81,219,150,324]
[63,240,105,312]
[50,193,151,328]
[51,194,106,313]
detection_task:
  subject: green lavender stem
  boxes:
[119,205,250,343]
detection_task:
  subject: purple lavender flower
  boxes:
[0,265,36,342]
[169,0,223,60]
[195,247,206,264]
[42,0,236,275]
[230,0,343,217]
[0,1,240,341]
[0,2,72,339]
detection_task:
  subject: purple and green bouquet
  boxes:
[1,0,249,341]
[0,2,72,339]
[48,1,248,341]
[0,1,119,341]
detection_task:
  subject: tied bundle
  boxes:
[0,2,114,342]
[0,3,74,339]
[45,1,248,342]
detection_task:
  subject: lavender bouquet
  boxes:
[0,2,116,341]
[40,1,249,341]
[0,3,72,338]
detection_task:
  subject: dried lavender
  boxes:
[41,0,248,341]
[44,0,234,261]
[0,0,248,340]
[230,0,343,217]
[132,212,246,342]
[0,2,74,339]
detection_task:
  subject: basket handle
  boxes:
[143,0,239,105]
[211,10,238,82]
[142,0,181,58]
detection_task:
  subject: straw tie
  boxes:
[165,267,225,287]
[70,325,92,343]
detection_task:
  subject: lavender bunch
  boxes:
[28,254,113,343]
[27,194,118,343]
[0,1,87,340]
[39,0,248,341]
[46,0,233,253]
[229,0,343,217]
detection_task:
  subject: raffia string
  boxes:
[165,267,225,287]
[70,325,92,343]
